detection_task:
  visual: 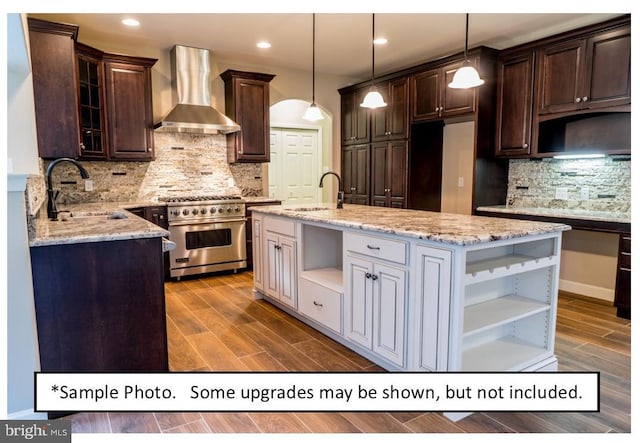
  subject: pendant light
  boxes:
[360,13,387,109]
[448,13,484,89]
[303,13,324,121]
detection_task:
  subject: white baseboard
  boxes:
[7,409,48,420]
[559,279,614,302]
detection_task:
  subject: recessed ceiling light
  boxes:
[257,41,271,49]
[374,37,388,45]
[122,18,140,27]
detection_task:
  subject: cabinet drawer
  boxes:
[264,216,296,237]
[345,232,407,264]
[298,278,342,334]
[621,236,631,253]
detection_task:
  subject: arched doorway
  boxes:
[268,99,332,205]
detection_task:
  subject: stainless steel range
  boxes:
[161,195,246,278]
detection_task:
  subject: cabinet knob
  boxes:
[365,272,372,279]
[371,274,379,281]
[575,97,582,103]
[523,143,529,148]
[350,187,356,191]
[583,96,589,102]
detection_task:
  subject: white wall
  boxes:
[5,14,45,419]
[441,121,474,215]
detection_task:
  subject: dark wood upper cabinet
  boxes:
[372,76,409,141]
[411,57,476,123]
[341,87,371,145]
[371,140,408,208]
[103,54,156,160]
[76,44,107,159]
[28,18,156,161]
[536,23,630,115]
[27,18,81,159]
[221,70,275,163]
[495,51,536,157]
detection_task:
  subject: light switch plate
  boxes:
[555,187,569,200]
[458,177,464,188]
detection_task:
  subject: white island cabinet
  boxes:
[251,205,569,377]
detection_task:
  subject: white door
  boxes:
[269,128,321,204]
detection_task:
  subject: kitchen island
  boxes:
[250,203,570,383]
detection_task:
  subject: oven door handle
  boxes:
[168,217,247,227]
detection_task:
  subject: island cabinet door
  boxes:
[278,236,297,308]
[372,263,407,367]
[345,256,374,349]
[264,233,281,299]
[413,245,452,371]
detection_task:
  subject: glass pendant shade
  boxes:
[360,87,387,109]
[303,103,323,121]
[448,13,484,90]
[448,62,485,89]
[360,14,387,109]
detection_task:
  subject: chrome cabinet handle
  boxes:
[583,96,589,102]
[575,97,582,103]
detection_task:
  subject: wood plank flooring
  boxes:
[67,271,631,434]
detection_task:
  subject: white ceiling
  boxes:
[28,12,623,83]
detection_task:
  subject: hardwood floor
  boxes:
[67,271,631,434]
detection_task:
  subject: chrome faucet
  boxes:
[318,171,344,209]
[46,158,90,220]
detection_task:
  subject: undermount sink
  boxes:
[284,207,329,212]
[62,210,129,221]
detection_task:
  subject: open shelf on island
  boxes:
[300,267,343,293]
[461,336,551,372]
[465,237,558,284]
[463,295,550,338]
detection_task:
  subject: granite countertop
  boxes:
[476,205,631,224]
[30,201,169,248]
[250,203,571,246]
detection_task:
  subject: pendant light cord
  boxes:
[464,13,469,61]
[312,13,316,104]
[371,13,376,85]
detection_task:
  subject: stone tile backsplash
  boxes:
[507,157,630,213]
[38,133,264,207]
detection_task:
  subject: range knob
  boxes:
[234,206,241,212]
[226,207,233,213]
[182,209,189,216]
[200,208,207,214]
[210,207,216,214]
[192,208,198,215]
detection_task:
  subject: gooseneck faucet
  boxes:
[46,158,90,220]
[318,171,344,209]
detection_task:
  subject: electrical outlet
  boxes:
[555,187,569,200]
[227,177,235,188]
[457,177,464,188]
[84,179,93,192]
[581,187,590,200]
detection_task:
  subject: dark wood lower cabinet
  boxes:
[30,237,168,417]
[614,233,631,319]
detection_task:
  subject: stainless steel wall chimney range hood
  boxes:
[154,45,240,134]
